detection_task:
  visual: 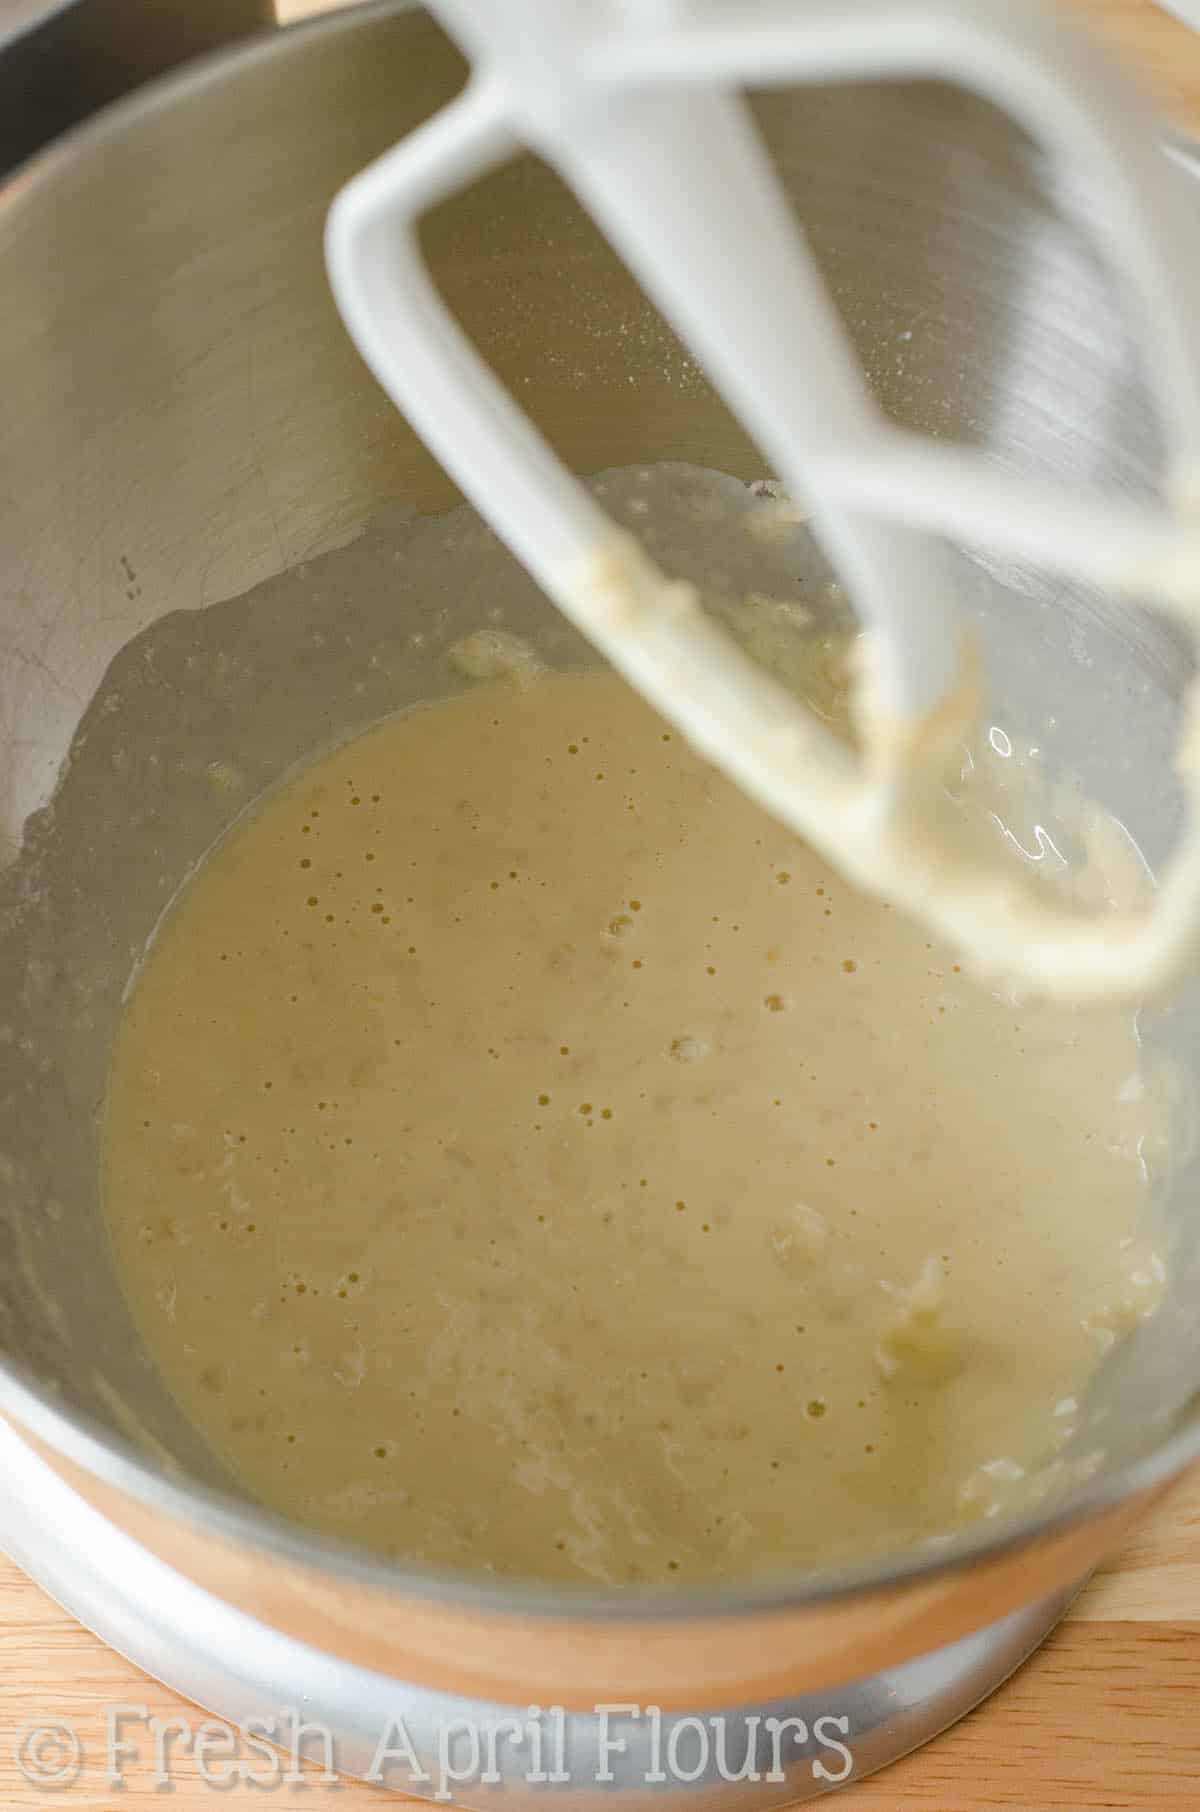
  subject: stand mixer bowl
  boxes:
[1,3,1199,1798]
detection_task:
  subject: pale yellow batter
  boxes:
[103,664,1167,1585]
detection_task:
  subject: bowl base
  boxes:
[0,1419,1076,1803]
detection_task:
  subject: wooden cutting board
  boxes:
[3,1,1200,1805]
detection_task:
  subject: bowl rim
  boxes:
[0,0,77,55]
[2,0,1199,1624]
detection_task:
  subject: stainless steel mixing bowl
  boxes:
[1,3,1199,1799]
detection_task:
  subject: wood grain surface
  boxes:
[4,1,1200,1806]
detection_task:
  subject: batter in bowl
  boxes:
[102,660,1170,1585]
